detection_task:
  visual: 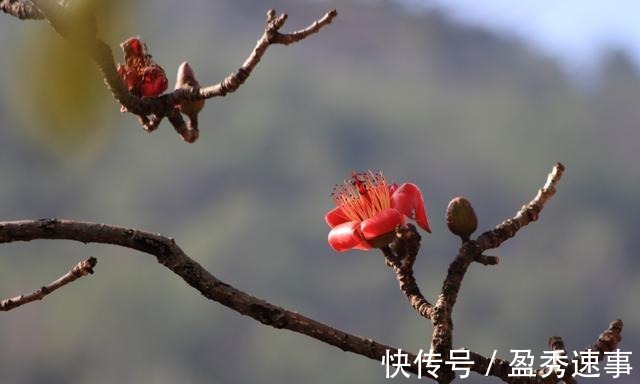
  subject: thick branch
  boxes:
[0,164,623,383]
[475,254,500,266]
[0,219,426,376]
[545,336,578,384]
[5,2,337,141]
[0,256,96,311]
[192,9,338,99]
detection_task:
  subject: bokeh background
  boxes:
[0,1,638,383]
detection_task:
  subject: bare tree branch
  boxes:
[475,162,565,252]
[0,256,96,311]
[0,218,416,372]
[573,319,624,372]
[0,164,623,383]
[2,1,337,142]
[381,225,435,320]
[469,320,624,384]
[428,163,566,383]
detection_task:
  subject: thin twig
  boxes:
[475,162,565,252]
[3,2,337,142]
[0,256,97,311]
[431,163,566,383]
[0,218,622,383]
[545,336,578,384]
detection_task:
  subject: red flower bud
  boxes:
[140,64,168,98]
[117,36,168,111]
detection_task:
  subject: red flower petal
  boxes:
[328,221,370,252]
[360,208,404,240]
[140,66,168,97]
[325,206,350,228]
[390,183,431,233]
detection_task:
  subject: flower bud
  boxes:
[117,36,168,111]
[140,64,168,97]
[120,37,147,66]
[175,61,199,88]
[446,197,477,241]
[175,61,205,118]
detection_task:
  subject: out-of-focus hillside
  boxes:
[0,1,637,383]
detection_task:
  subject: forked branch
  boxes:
[430,164,566,381]
[1,1,337,141]
[469,320,624,384]
[379,164,622,383]
[0,164,624,383]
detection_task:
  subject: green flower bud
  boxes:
[446,197,478,241]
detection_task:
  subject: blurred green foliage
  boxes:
[0,1,637,383]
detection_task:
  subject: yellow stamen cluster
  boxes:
[332,171,391,221]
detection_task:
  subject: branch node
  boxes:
[474,254,500,266]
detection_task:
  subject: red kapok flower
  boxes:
[117,36,168,111]
[326,171,431,252]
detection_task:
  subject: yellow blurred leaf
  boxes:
[6,0,135,157]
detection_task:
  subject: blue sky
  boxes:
[400,0,640,68]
